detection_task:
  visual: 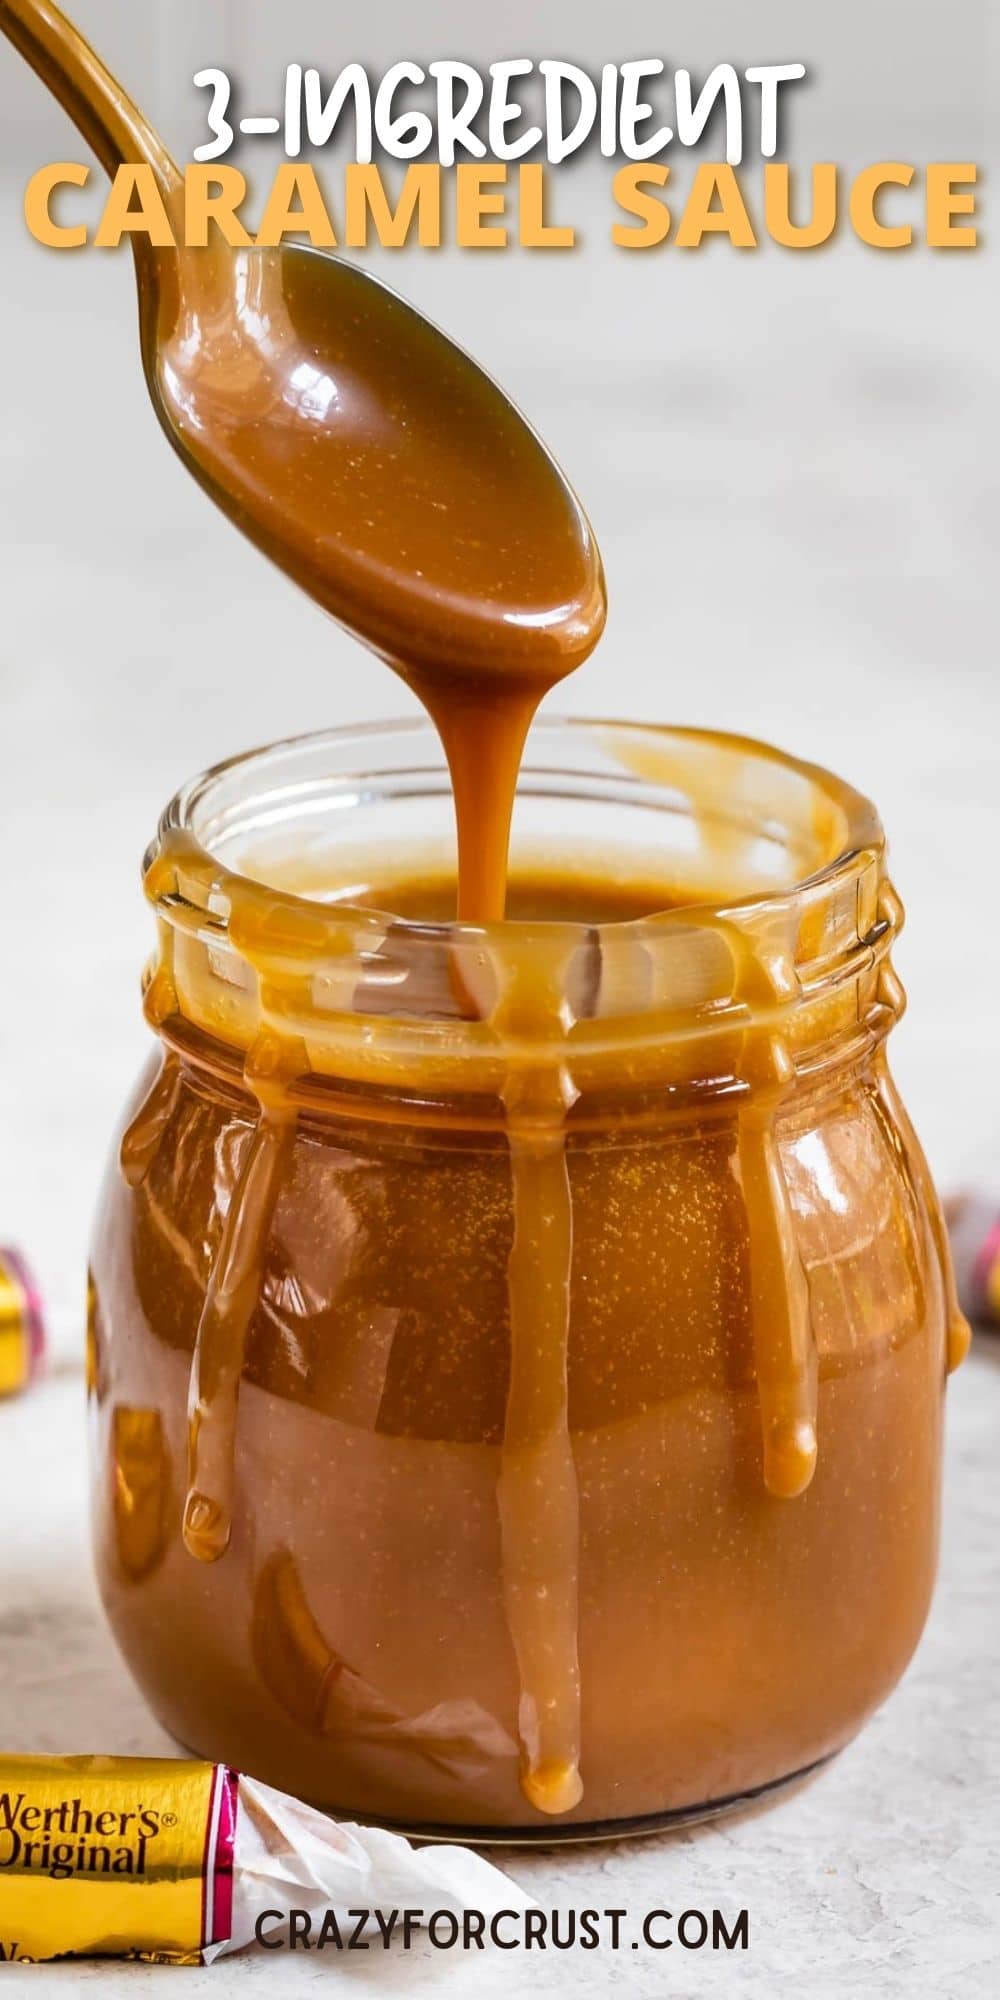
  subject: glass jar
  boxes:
[89,718,967,1839]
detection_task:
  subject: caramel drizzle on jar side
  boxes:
[872,885,970,1377]
[122,1018,300,1566]
[726,920,818,1499]
[492,933,584,1816]
[181,1077,297,1565]
[119,1053,180,1190]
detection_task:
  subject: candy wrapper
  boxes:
[945,1192,1000,1328]
[0,1249,45,1400]
[0,1754,532,1965]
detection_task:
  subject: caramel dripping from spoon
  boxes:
[422,690,539,924]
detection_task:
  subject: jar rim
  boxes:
[153,713,884,939]
[142,716,898,1102]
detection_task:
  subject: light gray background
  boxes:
[1,1,996,164]
[0,4,998,1995]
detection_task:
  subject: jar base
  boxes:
[374,1751,840,1847]
[167,1724,838,1848]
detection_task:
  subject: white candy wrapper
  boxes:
[0,1753,532,1964]
[223,1771,533,1960]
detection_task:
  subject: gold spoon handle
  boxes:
[0,0,178,188]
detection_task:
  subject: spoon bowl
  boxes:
[145,238,605,688]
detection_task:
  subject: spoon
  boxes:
[1,1,606,915]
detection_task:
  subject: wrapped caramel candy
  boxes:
[0,1249,45,1400]
[0,1754,529,1964]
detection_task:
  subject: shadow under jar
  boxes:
[89,718,967,1840]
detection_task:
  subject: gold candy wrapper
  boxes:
[0,1754,530,1965]
[0,1250,45,1400]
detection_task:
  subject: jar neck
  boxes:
[141,855,902,1137]
[138,719,899,1128]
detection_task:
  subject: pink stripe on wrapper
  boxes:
[201,1765,240,1954]
[972,1218,1000,1318]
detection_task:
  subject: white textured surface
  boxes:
[0,1361,997,1995]
[0,161,998,1993]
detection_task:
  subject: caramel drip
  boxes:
[729,925,818,1500]
[183,1065,297,1564]
[144,836,344,1573]
[494,939,583,1815]
[738,1082,818,1499]
[118,1052,181,1190]
[424,689,538,923]
[931,1189,972,1375]
[500,1135,582,1814]
[873,886,970,1375]
[603,890,819,1502]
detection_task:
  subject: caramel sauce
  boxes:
[6,0,967,1826]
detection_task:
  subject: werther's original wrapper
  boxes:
[0,1754,531,1964]
[0,1249,45,1400]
